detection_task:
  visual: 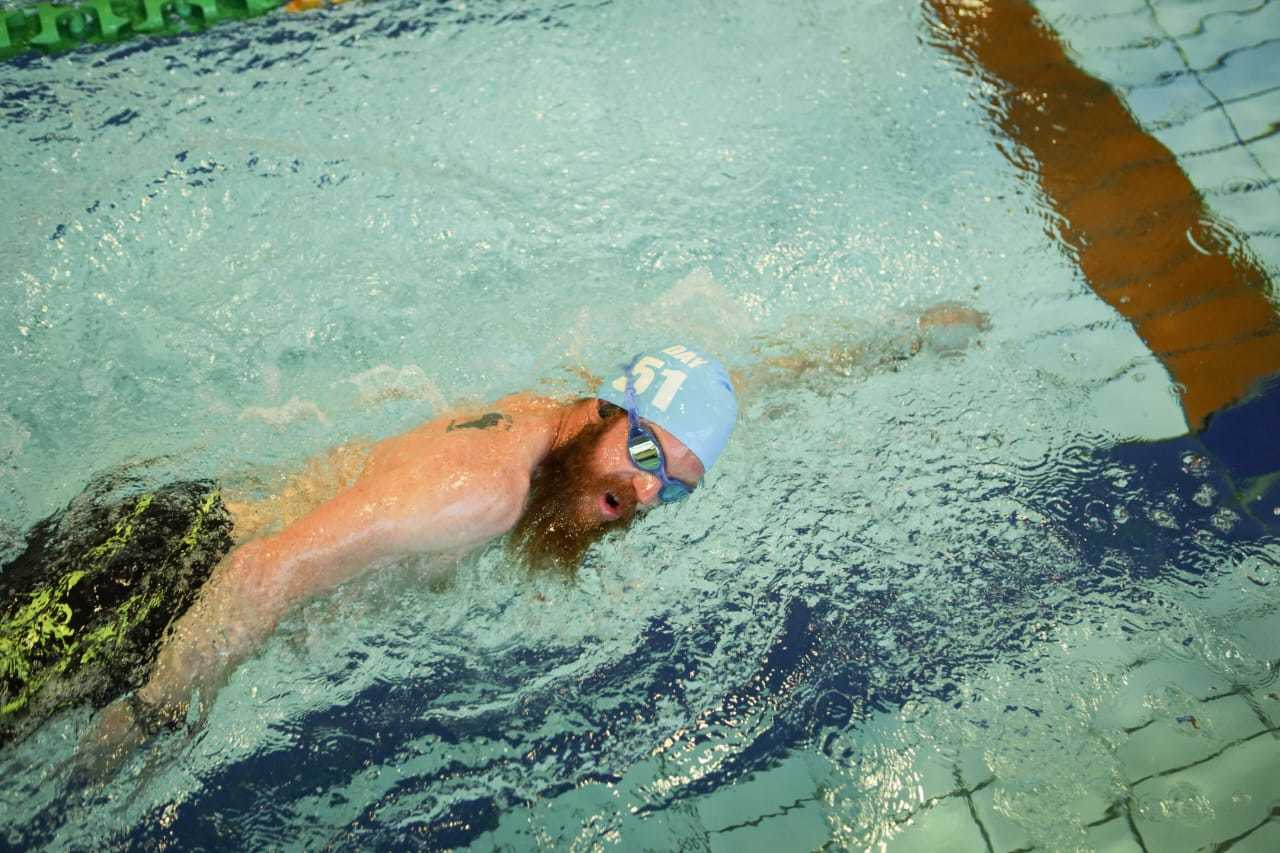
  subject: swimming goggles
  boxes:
[624,361,695,503]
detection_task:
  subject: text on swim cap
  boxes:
[662,345,708,369]
[612,354,689,412]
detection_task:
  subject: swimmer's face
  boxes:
[509,403,703,571]
[587,415,704,520]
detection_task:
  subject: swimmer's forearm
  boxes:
[138,525,370,713]
[137,542,279,714]
[731,303,990,399]
[138,463,520,713]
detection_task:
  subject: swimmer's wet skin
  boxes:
[74,343,739,772]
[0,320,987,773]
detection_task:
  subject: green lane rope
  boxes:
[1,0,291,62]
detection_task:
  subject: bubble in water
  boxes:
[1239,556,1276,586]
[993,786,1090,849]
[1181,452,1210,478]
[1211,508,1239,532]
[1084,500,1110,532]
[1137,781,1214,823]
[1144,684,1194,717]
[1113,505,1130,524]
[1198,634,1272,687]
[1192,484,1215,508]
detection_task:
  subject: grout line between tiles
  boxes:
[1144,0,1280,199]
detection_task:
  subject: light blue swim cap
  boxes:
[598,344,738,472]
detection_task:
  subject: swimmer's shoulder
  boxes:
[360,393,561,479]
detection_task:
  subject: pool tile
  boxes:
[695,753,819,834]
[1256,692,1280,730]
[1023,321,1169,385]
[1003,288,1123,341]
[1205,171,1280,233]
[952,743,994,792]
[1163,0,1280,70]
[708,797,829,853]
[819,715,969,805]
[1130,729,1280,851]
[1257,235,1280,278]
[474,780,637,850]
[1243,133,1280,178]
[1220,87,1280,144]
[1180,561,1279,616]
[1075,38,1189,91]
[1036,0,1149,29]
[1084,815,1145,853]
[1116,693,1269,782]
[1226,610,1280,683]
[1152,100,1243,157]
[871,795,988,853]
[1054,9,1165,52]
[1087,355,1189,441]
[1181,141,1269,195]
[1152,0,1273,41]
[1124,80,1218,131]
[1094,655,1233,732]
[970,783,1035,852]
[623,806,713,853]
[1227,817,1280,853]
[902,742,968,805]
[1193,40,1280,105]
[1187,609,1280,676]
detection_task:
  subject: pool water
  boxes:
[1,0,1278,849]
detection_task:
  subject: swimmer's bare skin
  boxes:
[79,304,988,773]
[80,393,704,772]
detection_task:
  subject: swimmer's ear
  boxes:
[597,401,626,420]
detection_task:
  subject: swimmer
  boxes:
[71,344,739,772]
[3,308,988,774]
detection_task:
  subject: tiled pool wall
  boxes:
[1037,0,1280,286]
[679,604,1280,852]
[631,2,1280,850]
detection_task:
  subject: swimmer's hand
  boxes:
[73,696,156,784]
[914,302,991,355]
[74,544,272,781]
[917,302,991,332]
[731,301,991,398]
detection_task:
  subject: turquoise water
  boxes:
[1,0,1277,849]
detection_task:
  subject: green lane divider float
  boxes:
[1,0,292,62]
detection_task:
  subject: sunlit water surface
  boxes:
[1,0,1276,848]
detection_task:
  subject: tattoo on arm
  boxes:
[446,412,513,432]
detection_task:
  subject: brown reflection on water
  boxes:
[925,0,1280,428]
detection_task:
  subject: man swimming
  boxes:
[77,343,739,767]
[0,305,988,769]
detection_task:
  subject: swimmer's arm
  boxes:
[730,303,990,400]
[135,460,524,717]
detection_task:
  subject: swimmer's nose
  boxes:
[632,473,662,507]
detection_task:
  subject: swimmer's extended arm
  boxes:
[730,302,990,400]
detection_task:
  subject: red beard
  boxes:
[508,406,639,573]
